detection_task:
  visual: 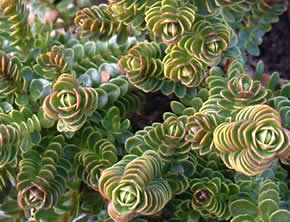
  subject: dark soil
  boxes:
[252,10,290,80]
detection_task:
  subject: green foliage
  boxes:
[99,150,172,221]
[230,176,289,222]
[0,0,289,221]
[0,0,31,49]
[145,0,196,45]
[214,105,289,176]
[0,51,27,99]
[191,172,239,220]
[74,4,126,41]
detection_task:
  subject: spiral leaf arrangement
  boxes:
[0,0,289,221]
[126,114,191,163]
[107,0,154,30]
[0,51,27,98]
[74,4,126,41]
[163,46,206,88]
[247,0,288,29]
[178,19,231,67]
[145,0,196,45]
[16,137,77,210]
[119,41,164,92]
[207,0,246,12]
[218,74,269,114]
[213,104,290,176]
[44,73,128,132]
[237,0,287,55]
[99,150,172,222]
[0,106,42,168]
[185,113,221,156]
[0,0,31,48]
[158,114,190,162]
[76,128,118,190]
[191,173,239,220]
[113,90,145,117]
[43,74,99,132]
[34,46,69,81]
[0,123,19,167]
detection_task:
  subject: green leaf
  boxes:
[230,199,257,217]
[231,215,255,222]
[170,101,185,115]
[117,27,128,45]
[269,210,290,222]
[255,60,264,80]
[183,107,196,116]
[38,109,55,128]
[209,66,224,77]
[268,72,280,91]
[258,189,280,204]
[161,81,175,95]
[15,94,29,107]
[35,208,62,222]
[101,83,121,105]
[257,199,279,218]
[21,66,33,81]
[0,200,20,216]
[280,84,290,98]
[246,41,260,56]
[175,83,187,98]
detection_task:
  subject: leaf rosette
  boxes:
[218,74,269,113]
[111,181,141,215]
[74,4,125,40]
[34,46,68,81]
[190,175,237,220]
[145,0,196,45]
[16,139,76,210]
[163,46,206,88]
[163,115,186,144]
[43,74,98,132]
[108,0,154,30]
[159,115,190,162]
[185,113,220,156]
[178,19,231,66]
[213,105,290,176]
[119,42,164,92]
[99,150,172,222]
[0,51,27,98]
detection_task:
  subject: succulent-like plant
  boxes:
[75,4,126,41]
[0,0,31,49]
[230,178,290,222]
[186,113,221,155]
[43,74,99,132]
[213,105,290,176]
[178,18,231,66]
[0,51,27,98]
[0,0,289,221]
[99,150,172,222]
[190,171,239,220]
[119,41,164,92]
[16,136,77,210]
[145,0,196,45]
[33,46,69,81]
[163,46,206,88]
[218,74,269,113]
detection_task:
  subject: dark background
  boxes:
[253,10,290,80]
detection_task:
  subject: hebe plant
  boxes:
[0,0,289,221]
